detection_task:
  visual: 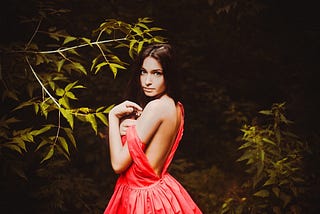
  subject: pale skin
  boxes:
[108,56,182,176]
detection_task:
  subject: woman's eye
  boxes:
[140,70,147,75]
[154,71,162,76]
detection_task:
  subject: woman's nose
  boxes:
[145,74,152,85]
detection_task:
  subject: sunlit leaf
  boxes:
[103,104,115,113]
[262,137,276,145]
[30,125,52,136]
[138,17,153,23]
[96,112,108,126]
[136,22,148,29]
[58,97,70,108]
[137,41,144,54]
[63,127,76,149]
[81,37,92,47]
[41,146,54,163]
[129,40,137,59]
[109,64,118,78]
[94,62,107,74]
[60,108,74,129]
[72,62,87,74]
[35,139,50,151]
[57,59,65,72]
[56,88,65,96]
[259,110,272,115]
[65,91,77,100]
[58,136,69,155]
[65,81,78,91]
[150,27,163,31]
[62,36,77,45]
[86,114,97,134]
[3,144,22,154]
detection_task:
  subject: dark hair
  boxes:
[125,43,180,108]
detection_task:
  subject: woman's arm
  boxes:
[135,99,165,144]
[108,101,142,174]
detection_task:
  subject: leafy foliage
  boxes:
[221,103,307,214]
[1,6,165,164]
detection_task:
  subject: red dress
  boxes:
[104,103,202,214]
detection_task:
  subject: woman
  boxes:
[104,44,202,213]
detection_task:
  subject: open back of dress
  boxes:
[104,102,202,214]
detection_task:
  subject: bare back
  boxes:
[135,96,182,176]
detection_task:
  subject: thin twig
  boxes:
[18,37,127,54]
[25,18,42,50]
[25,56,60,108]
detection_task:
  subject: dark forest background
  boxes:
[1,0,319,213]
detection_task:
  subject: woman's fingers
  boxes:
[111,101,143,118]
[124,101,142,111]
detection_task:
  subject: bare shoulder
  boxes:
[144,97,176,118]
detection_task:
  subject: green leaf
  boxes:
[3,144,22,154]
[65,81,78,91]
[62,36,77,45]
[41,146,54,163]
[137,41,144,54]
[103,104,115,113]
[96,106,106,112]
[150,27,163,31]
[237,150,252,162]
[109,64,118,78]
[86,114,97,134]
[58,137,69,155]
[72,62,87,74]
[259,110,273,115]
[96,112,108,126]
[136,22,149,29]
[81,37,93,47]
[30,125,52,136]
[253,189,269,198]
[57,59,65,72]
[238,142,252,150]
[35,139,49,151]
[63,128,77,149]
[58,97,70,109]
[91,57,99,71]
[109,63,126,70]
[129,40,137,59]
[14,138,27,151]
[262,137,276,145]
[94,62,108,74]
[132,26,143,35]
[48,32,60,41]
[60,108,74,129]
[56,88,65,96]
[138,17,153,23]
[65,91,77,100]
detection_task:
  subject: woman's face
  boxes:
[140,56,166,97]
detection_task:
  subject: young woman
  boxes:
[104,44,202,213]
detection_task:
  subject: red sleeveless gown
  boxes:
[104,103,202,213]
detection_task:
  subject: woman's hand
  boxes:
[109,100,142,119]
[119,118,137,136]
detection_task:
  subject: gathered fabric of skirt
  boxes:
[104,103,202,214]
